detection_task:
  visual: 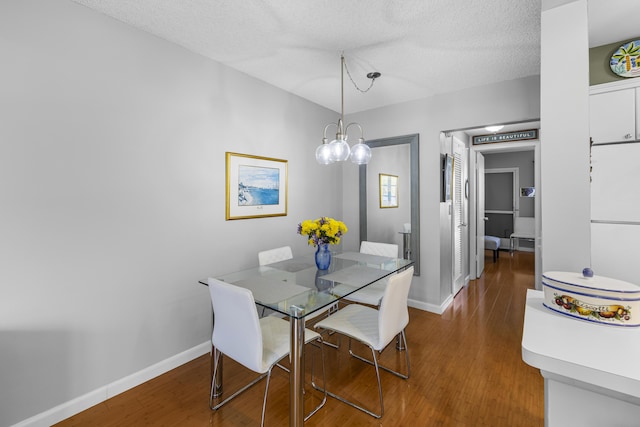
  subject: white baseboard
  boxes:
[12,342,210,427]
[408,295,452,314]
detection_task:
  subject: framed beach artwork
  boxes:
[225,152,288,220]
[379,173,399,208]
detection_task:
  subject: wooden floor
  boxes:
[56,250,543,426]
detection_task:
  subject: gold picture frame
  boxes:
[225,152,288,220]
[379,173,398,208]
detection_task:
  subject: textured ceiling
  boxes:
[70,0,640,115]
[70,0,542,114]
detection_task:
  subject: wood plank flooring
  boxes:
[56,250,543,426]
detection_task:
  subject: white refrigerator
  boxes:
[590,142,640,284]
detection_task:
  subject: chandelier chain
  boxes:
[316,53,373,165]
[342,57,377,93]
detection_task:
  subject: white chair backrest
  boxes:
[258,246,293,266]
[208,278,263,372]
[378,266,414,348]
[514,217,535,236]
[360,241,399,258]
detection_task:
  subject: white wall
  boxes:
[0,1,340,425]
[540,0,591,273]
[344,76,541,311]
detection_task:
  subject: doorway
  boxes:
[471,146,539,286]
[444,120,541,292]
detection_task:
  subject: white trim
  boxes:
[471,138,541,289]
[11,342,210,427]
[590,79,640,95]
[408,295,453,315]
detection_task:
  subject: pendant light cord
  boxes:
[341,55,345,124]
[342,54,378,93]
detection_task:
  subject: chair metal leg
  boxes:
[306,337,327,421]
[260,367,273,427]
[348,330,411,379]
[313,339,384,418]
[209,347,269,412]
[395,332,405,351]
[320,337,340,349]
[211,345,223,397]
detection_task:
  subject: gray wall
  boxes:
[485,150,536,218]
[0,1,340,425]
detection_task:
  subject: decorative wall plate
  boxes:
[610,40,640,78]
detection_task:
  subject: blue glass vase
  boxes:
[315,244,331,270]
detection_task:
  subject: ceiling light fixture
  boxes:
[316,54,379,165]
[485,125,504,133]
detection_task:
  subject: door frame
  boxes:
[451,135,468,296]
[469,140,541,287]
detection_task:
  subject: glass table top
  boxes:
[200,252,413,319]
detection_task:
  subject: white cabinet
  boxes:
[590,135,640,285]
[591,222,640,284]
[589,87,638,144]
[589,83,640,284]
[590,143,640,222]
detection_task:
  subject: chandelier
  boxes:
[315,54,379,165]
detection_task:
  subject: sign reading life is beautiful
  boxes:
[473,129,538,145]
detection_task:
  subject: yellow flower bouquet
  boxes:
[297,217,348,247]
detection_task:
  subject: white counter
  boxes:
[522,289,640,426]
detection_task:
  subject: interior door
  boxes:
[452,137,467,295]
[484,170,515,249]
[476,152,485,277]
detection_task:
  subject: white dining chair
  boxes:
[359,241,399,258]
[313,266,413,418]
[258,246,293,266]
[257,246,293,317]
[334,241,400,307]
[207,278,326,426]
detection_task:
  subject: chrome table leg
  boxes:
[289,306,305,427]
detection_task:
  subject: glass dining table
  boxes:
[200,250,413,427]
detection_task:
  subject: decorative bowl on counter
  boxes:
[542,271,640,327]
